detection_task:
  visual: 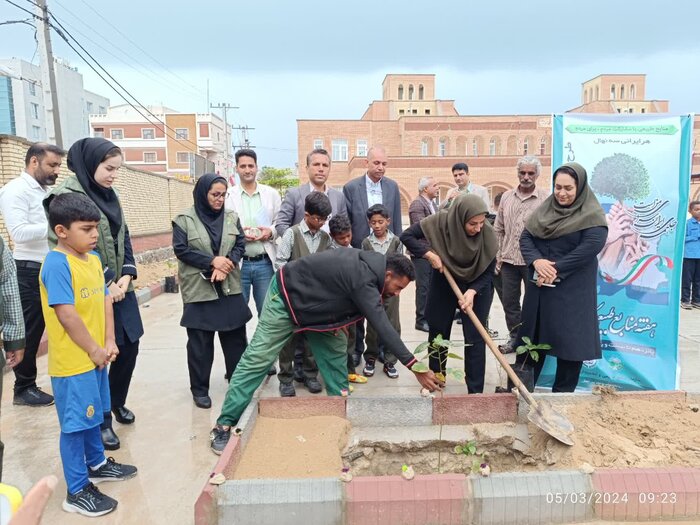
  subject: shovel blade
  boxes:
[527,400,575,446]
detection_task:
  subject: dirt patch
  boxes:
[344,396,700,476]
[233,416,351,479]
[133,259,176,290]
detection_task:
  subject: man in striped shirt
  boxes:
[494,156,549,354]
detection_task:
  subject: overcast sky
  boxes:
[1,0,699,167]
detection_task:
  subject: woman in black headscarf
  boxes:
[45,137,144,451]
[516,162,608,392]
[172,174,251,409]
[401,194,497,393]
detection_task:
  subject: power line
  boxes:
[3,0,38,18]
[45,8,202,151]
[50,0,203,100]
[75,0,204,97]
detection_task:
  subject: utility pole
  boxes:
[210,102,238,177]
[232,125,255,149]
[35,0,62,147]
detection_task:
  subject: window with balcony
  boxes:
[142,128,155,140]
[331,139,348,162]
[356,139,368,157]
[175,128,189,140]
[111,129,124,140]
[143,152,157,163]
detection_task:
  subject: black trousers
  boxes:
[14,263,45,393]
[682,258,700,303]
[426,270,494,394]
[412,257,432,325]
[514,350,583,393]
[186,326,247,397]
[279,334,318,384]
[101,338,140,429]
[500,263,529,337]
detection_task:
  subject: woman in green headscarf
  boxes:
[400,194,497,393]
[517,162,608,392]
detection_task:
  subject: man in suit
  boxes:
[441,162,491,211]
[342,146,403,248]
[408,177,439,332]
[343,145,403,366]
[275,148,346,237]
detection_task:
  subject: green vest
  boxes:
[290,225,330,261]
[45,176,132,292]
[361,235,401,255]
[173,207,242,303]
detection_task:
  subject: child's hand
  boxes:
[105,340,119,363]
[116,275,132,294]
[88,346,110,368]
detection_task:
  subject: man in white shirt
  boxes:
[441,162,491,211]
[225,149,281,376]
[0,143,65,407]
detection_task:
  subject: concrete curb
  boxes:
[135,277,165,305]
[204,391,700,524]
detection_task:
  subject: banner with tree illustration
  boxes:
[545,113,693,390]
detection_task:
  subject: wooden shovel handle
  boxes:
[441,266,539,406]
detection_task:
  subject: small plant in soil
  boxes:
[515,336,550,364]
[454,440,489,475]
[411,334,466,384]
[411,335,466,473]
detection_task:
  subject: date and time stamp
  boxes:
[546,492,678,505]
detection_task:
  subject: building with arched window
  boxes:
[298,73,686,214]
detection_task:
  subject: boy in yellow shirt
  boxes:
[41,193,137,517]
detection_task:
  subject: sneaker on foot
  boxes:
[681,302,693,310]
[88,457,137,484]
[383,364,399,379]
[63,483,117,517]
[692,302,700,309]
[363,359,376,377]
[13,385,54,407]
[348,373,368,384]
[210,425,231,455]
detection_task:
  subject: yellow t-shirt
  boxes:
[40,250,107,377]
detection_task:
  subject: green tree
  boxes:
[258,166,299,196]
[590,153,650,203]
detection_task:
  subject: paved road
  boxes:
[2,282,698,524]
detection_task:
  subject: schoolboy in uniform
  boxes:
[328,214,367,386]
[274,192,332,396]
[41,193,137,517]
[361,204,403,379]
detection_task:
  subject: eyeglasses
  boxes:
[518,171,536,176]
[208,192,226,200]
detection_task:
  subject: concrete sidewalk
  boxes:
[1,282,698,524]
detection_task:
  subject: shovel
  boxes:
[441,266,575,446]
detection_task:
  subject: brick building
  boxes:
[298,74,700,212]
[90,105,232,181]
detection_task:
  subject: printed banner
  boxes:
[542,113,693,390]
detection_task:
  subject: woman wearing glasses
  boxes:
[172,173,251,409]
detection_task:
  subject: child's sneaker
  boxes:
[681,302,693,310]
[363,359,376,377]
[88,457,138,484]
[383,364,399,379]
[63,482,117,517]
[348,373,368,384]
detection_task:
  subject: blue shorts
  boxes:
[51,367,110,433]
